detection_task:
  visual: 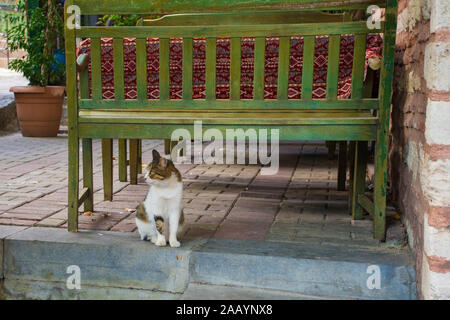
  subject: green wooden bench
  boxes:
[114,10,379,192]
[65,0,398,240]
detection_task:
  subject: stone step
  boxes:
[180,283,340,300]
[0,226,417,300]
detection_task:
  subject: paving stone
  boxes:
[36,218,66,227]
[0,212,52,220]
[0,218,38,226]
[183,227,216,239]
[110,219,137,232]
[0,134,394,246]
[183,208,207,215]
[214,221,271,241]
[49,209,68,220]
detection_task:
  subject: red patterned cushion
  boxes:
[76,35,382,100]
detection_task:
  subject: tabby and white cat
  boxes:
[135,150,184,247]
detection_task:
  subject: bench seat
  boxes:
[79,110,376,124]
[78,110,377,140]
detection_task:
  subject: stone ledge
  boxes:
[0,226,28,280]
[0,226,417,299]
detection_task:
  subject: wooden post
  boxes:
[118,139,127,182]
[337,141,347,191]
[347,141,356,214]
[164,139,171,155]
[82,138,94,212]
[351,141,368,220]
[102,139,113,200]
[130,139,139,185]
[374,0,398,240]
[137,139,143,174]
[326,141,336,159]
[65,1,78,232]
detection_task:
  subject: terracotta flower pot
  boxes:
[10,86,65,137]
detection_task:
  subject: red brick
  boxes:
[0,212,52,220]
[423,144,450,161]
[197,215,223,224]
[8,206,61,215]
[226,209,275,223]
[426,255,450,274]
[111,222,137,232]
[214,221,270,241]
[78,211,128,223]
[183,227,215,239]
[429,27,450,43]
[427,206,450,229]
[0,218,38,226]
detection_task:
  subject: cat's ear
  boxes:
[152,149,161,162]
[159,157,168,168]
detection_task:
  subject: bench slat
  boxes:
[77,22,382,39]
[78,123,377,141]
[90,38,102,100]
[70,0,387,15]
[79,110,376,125]
[183,38,193,100]
[301,36,315,100]
[79,98,379,110]
[159,39,170,100]
[326,35,341,100]
[254,37,266,100]
[277,36,290,100]
[206,38,217,100]
[142,11,353,27]
[113,38,124,101]
[351,34,367,99]
[80,68,89,99]
[230,37,241,100]
[136,39,148,101]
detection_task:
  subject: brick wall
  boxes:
[390,0,450,299]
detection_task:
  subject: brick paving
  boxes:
[0,132,404,248]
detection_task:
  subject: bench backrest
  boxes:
[65,0,398,115]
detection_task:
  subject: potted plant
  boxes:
[7,0,65,137]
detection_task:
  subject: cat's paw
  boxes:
[151,235,158,244]
[140,234,148,241]
[169,239,181,248]
[155,238,167,246]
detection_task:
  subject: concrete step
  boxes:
[0,226,417,300]
[180,283,341,300]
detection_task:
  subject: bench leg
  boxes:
[68,134,79,232]
[347,141,356,214]
[351,141,367,220]
[374,139,387,240]
[326,141,336,159]
[130,139,139,185]
[337,141,347,191]
[82,138,94,212]
[118,139,127,182]
[137,139,142,174]
[164,139,171,155]
[102,139,113,201]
